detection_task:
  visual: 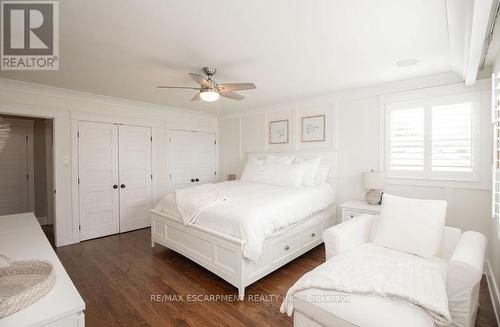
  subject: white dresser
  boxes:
[340,201,382,222]
[0,213,85,327]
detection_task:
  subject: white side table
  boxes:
[0,213,85,326]
[340,201,382,222]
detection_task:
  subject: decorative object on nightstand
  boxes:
[340,201,382,222]
[227,174,237,181]
[361,170,384,205]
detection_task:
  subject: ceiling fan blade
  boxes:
[220,91,244,101]
[218,83,256,92]
[157,86,199,90]
[191,93,201,102]
[189,73,212,88]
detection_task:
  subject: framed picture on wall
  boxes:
[269,119,289,144]
[301,115,325,142]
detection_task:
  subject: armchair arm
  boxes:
[447,231,487,327]
[449,231,486,274]
[323,214,374,260]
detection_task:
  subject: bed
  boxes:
[150,152,338,300]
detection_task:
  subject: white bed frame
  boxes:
[151,152,338,300]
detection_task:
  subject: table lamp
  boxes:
[362,170,384,205]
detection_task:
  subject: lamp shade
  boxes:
[200,90,220,102]
[362,170,384,190]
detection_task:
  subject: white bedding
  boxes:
[280,243,451,326]
[155,181,335,261]
[175,183,228,225]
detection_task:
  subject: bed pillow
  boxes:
[294,157,321,186]
[240,162,306,187]
[264,155,295,165]
[373,194,447,258]
[315,164,331,185]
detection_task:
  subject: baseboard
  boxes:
[485,261,500,326]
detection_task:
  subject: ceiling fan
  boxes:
[157,67,256,102]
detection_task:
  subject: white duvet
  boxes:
[280,243,451,326]
[155,181,335,261]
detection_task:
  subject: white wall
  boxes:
[219,73,492,236]
[220,103,335,178]
[0,78,218,247]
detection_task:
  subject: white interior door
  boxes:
[195,132,217,184]
[118,125,152,232]
[0,126,29,215]
[167,130,196,190]
[78,122,119,241]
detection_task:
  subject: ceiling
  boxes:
[0,0,455,113]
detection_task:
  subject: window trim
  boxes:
[384,93,481,182]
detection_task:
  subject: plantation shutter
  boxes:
[493,74,500,219]
[388,107,425,171]
[431,102,473,172]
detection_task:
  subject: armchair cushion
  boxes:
[323,214,374,259]
[293,289,435,327]
[373,194,447,258]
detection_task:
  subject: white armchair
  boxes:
[320,214,487,327]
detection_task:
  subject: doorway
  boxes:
[0,114,55,244]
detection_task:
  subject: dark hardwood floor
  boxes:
[41,224,54,247]
[53,228,498,327]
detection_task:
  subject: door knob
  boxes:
[120,184,126,188]
[191,179,195,182]
[195,178,199,182]
[113,185,118,189]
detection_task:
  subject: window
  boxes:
[431,103,473,172]
[388,107,424,171]
[492,74,500,220]
[385,94,479,181]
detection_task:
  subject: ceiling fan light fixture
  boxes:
[199,89,220,102]
[157,67,255,102]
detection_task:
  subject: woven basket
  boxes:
[0,254,55,318]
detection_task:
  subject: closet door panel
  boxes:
[195,132,216,184]
[167,130,195,190]
[118,125,152,232]
[78,122,119,241]
[0,126,28,215]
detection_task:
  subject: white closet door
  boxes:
[118,125,152,232]
[195,132,216,184]
[167,130,195,190]
[0,126,29,215]
[78,122,119,241]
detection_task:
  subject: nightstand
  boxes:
[340,201,382,222]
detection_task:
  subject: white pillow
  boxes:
[294,157,321,186]
[264,155,295,165]
[315,164,331,185]
[240,163,306,187]
[373,194,447,258]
